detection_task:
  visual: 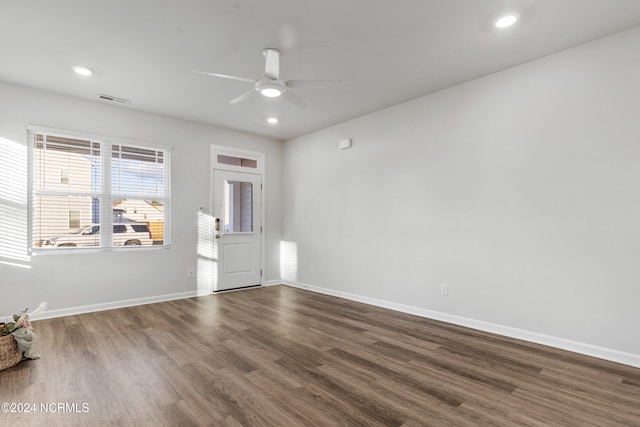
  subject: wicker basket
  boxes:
[0,325,23,371]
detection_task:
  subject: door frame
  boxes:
[210,145,266,289]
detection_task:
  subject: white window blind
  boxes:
[32,132,101,247]
[111,143,169,247]
[29,128,170,250]
[0,137,29,265]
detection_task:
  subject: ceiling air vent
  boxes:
[98,94,131,104]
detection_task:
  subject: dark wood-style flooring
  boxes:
[1,285,639,426]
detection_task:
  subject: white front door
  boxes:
[212,170,262,291]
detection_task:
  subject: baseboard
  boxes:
[283,281,640,369]
[22,282,281,321]
[28,291,198,321]
[262,280,283,287]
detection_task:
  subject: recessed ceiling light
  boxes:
[266,117,279,124]
[493,13,519,29]
[71,65,95,76]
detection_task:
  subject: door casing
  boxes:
[209,145,265,292]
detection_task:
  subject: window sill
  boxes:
[31,245,171,256]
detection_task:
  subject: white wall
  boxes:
[282,27,640,361]
[0,82,282,315]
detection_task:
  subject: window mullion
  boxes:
[101,141,112,247]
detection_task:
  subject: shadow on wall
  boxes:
[0,137,30,268]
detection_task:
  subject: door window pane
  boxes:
[217,154,257,169]
[224,180,253,232]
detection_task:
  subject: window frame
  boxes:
[27,125,172,253]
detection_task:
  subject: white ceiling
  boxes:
[2,0,640,141]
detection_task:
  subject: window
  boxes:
[60,169,69,184]
[0,137,29,265]
[217,154,257,169]
[29,127,171,250]
[130,224,148,233]
[113,225,127,234]
[224,180,254,232]
[68,209,81,230]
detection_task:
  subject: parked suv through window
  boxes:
[39,223,153,247]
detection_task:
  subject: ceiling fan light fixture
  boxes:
[256,79,284,98]
[197,48,319,108]
[261,87,282,97]
[71,65,95,76]
[493,13,519,29]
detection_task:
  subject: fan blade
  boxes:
[193,71,255,84]
[263,48,280,80]
[285,80,339,88]
[229,89,257,104]
[281,90,308,109]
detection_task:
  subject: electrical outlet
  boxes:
[187,268,194,278]
[440,283,448,296]
[309,264,315,273]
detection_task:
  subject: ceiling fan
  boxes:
[194,48,335,109]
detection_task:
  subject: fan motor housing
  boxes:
[255,78,286,97]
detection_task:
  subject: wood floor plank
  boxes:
[1,285,638,426]
[243,370,338,427]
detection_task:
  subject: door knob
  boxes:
[215,234,220,239]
